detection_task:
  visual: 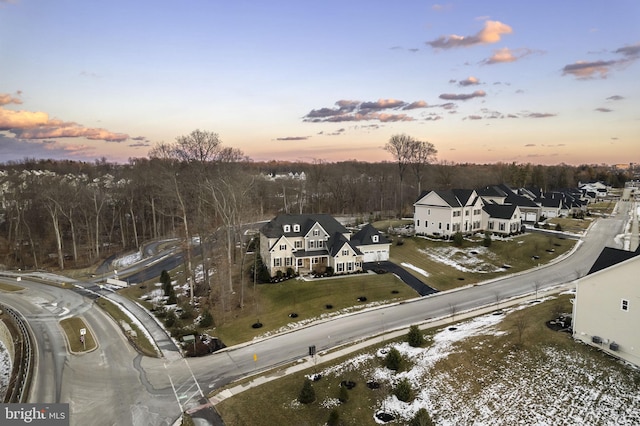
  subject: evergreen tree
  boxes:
[384,347,403,371]
[298,378,316,404]
[393,377,414,402]
[407,325,425,347]
[409,408,434,426]
[338,384,349,403]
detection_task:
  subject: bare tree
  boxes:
[409,139,438,195]
[513,312,528,347]
[384,134,414,216]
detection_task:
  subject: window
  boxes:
[416,220,420,227]
[313,229,320,236]
[489,221,494,230]
[297,259,303,266]
[312,257,319,264]
[309,240,315,249]
[273,258,281,267]
[428,209,431,215]
[285,257,292,266]
[337,263,344,272]
[621,299,629,311]
[465,210,470,216]
[283,225,290,232]
[446,223,450,231]
[347,262,354,271]
[279,244,287,250]
[439,222,442,229]
[294,240,302,249]
[293,224,300,232]
[372,235,379,243]
[499,223,505,231]
[342,249,349,256]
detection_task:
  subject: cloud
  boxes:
[466,115,483,120]
[595,107,613,112]
[304,99,424,123]
[562,42,640,79]
[606,95,624,101]
[439,90,486,101]
[458,76,480,86]
[482,47,537,65]
[426,20,512,49]
[276,136,310,141]
[431,4,452,11]
[1,94,132,143]
[561,60,618,79]
[523,112,556,118]
[524,144,536,147]
[614,42,640,58]
[403,100,428,110]
[0,93,22,106]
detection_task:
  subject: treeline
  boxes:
[0,131,630,274]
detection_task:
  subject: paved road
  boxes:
[0,277,181,425]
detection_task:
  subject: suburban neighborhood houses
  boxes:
[413,183,590,239]
[259,213,391,278]
[573,244,640,368]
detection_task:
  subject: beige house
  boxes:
[413,189,484,238]
[259,214,390,277]
[572,246,640,367]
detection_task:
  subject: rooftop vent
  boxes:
[592,336,602,344]
[609,342,619,352]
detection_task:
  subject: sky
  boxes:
[1,1,639,166]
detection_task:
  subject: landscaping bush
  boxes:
[325,266,334,276]
[453,232,463,247]
[393,377,414,402]
[410,408,434,426]
[298,378,316,404]
[407,325,425,347]
[198,310,214,327]
[483,231,492,248]
[164,311,177,328]
[555,223,563,232]
[327,409,340,426]
[338,384,349,403]
[384,347,404,371]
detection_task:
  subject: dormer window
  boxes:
[283,224,291,233]
[293,224,300,232]
[372,235,379,243]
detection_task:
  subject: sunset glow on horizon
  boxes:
[1,1,638,166]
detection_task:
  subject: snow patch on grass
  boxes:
[0,340,10,399]
[420,246,506,273]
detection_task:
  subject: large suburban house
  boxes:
[482,203,522,235]
[572,245,640,367]
[259,214,390,277]
[413,189,484,238]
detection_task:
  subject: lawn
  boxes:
[0,282,23,292]
[214,273,417,347]
[390,233,575,291]
[59,317,96,353]
[215,295,640,425]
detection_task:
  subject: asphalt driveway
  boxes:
[364,261,438,296]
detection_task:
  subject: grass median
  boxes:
[59,317,96,353]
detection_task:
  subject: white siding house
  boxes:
[414,189,484,238]
[572,246,640,367]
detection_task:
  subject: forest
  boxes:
[0,130,630,282]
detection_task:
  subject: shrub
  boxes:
[327,409,340,426]
[325,266,334,276]
[298,378,316,404]
[409,408,434,426]
[393,377,414,402]
[384,347,404,371]
[407,325,425,348]
[483,231,492,248]
[338,384,349,403]
[555,223,563,232]
[164,311,177,328]
[198,310,214,327]
[453,232,463,247]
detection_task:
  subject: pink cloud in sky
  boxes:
[426,20,512,49]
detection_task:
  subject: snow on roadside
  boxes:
[400,263,429,277]
[0,340,10,399]
[109,299,161,357]
[112,251,142,269]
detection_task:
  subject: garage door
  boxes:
[525,212,537,222]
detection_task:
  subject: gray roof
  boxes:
[476,185,509,199]
[260,213,348,239]
[351,224,390,246]
[483,203,519,220]
[416,189,477,207]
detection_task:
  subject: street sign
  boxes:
[80,328,86,336]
